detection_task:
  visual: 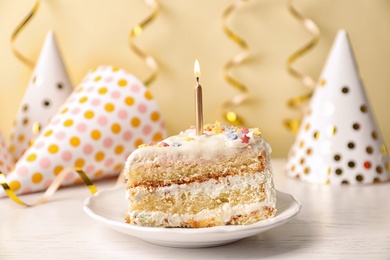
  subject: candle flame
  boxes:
[194,59,201,78]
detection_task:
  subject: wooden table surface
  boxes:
[1,159,389,259]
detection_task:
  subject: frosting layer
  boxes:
[126,125,271,163]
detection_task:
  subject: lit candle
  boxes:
[194,59,203,136]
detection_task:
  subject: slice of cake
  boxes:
[123,122,276,228]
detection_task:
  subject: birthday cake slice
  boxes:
[123,122,276,228]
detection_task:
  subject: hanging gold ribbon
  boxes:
[11,0,40,68]
[0,168,97,206]
[221,0,250,126]
[129,0,160,87]
[284,0,320,134]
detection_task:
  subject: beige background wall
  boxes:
[0,0,389,157]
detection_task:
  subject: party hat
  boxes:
[8,31,73,161]
[286,29,389,185]
[0,65,166,196]
[0,132,14,174]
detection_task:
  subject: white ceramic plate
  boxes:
[83,185,301,248]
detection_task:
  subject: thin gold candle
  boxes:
[194,59,203,136]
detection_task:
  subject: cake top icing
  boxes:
[128,122,271,160]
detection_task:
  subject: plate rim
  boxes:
[83,184,301,235]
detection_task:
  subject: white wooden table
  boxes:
[1,159,389,259]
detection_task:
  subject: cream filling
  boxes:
[128,199,276,227]
[127,170,273,200]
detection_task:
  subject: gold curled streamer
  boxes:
[129,0,160,87]
[221,0,250,126]
[284,0,320,134]
[0,168,97,207]
[10,0,40,68]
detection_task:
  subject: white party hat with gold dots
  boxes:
[286,29,389,185]
[8,31,73,161]
[0,132,14,174]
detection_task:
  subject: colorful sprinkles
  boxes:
[137,122,262,148]
[212,121,223,133]
[253,128,261,136]
[225,131,238,140]
[240,134,250,143]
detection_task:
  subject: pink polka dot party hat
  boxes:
[286,29,389,185]
[0,65,166,196]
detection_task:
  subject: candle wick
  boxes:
[196,77,199,84]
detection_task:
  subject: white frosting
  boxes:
[126,126,271,165]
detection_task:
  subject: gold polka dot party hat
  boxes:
[286,29,389,185]
[8,31,73,161]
